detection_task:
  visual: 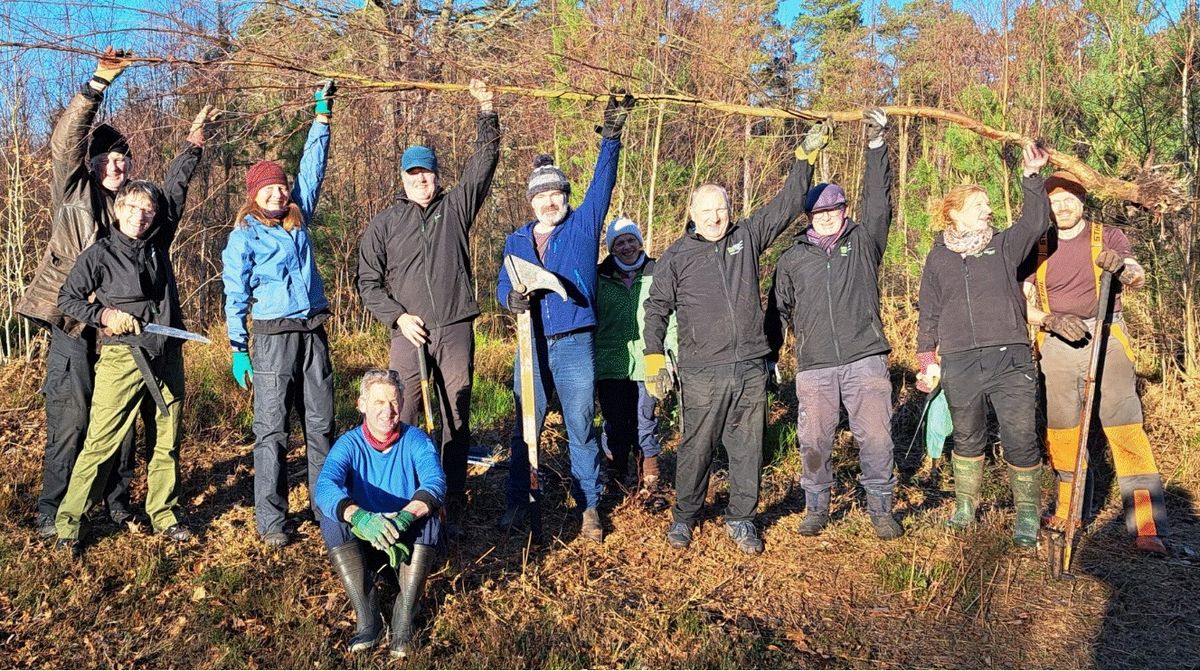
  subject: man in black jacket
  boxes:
[766,108,901,540]
[357,80,500,523]
[643,120,830,555]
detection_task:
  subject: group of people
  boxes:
[19,48,1172,656]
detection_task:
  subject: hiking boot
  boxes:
[262,531,290,549]
[497,503,526,530]
[581,507,604,544]
[665,521,694,549]
[161,523,193,542]
[1135,535,1168,556]
[36,515,57,539]
[329,542,384,652]
[947,455,984,530]
[640,455,660,491]
[109,509,148,532]
[725,520,764,555]
[443,492,467,540]
[866,493,904,541]
[1010,465,1042,549]
[796,490,830,537]
[56,538,82,559]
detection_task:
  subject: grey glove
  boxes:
[863,107,887,149]
[507,290,530,314]
[796,118,833,162]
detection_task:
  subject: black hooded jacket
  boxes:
[57,143,202,357]
[766,145,892,372]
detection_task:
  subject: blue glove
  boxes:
[314,80,336,116]
[231,351,253,390]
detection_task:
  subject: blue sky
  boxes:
[776,0,1191,29]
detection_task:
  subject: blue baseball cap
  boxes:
[401,145,438,174]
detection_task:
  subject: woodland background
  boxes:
[0,1,1199,668]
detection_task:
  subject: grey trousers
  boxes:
[794,354,897,496]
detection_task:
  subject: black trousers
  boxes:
[38,325,141,521]
[940,343,1040,468]
[251,326,333,535]
[389,319,474,495]
[673,359,768,524]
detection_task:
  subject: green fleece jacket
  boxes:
[595,255,677,381]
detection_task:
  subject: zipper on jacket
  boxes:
[962,257,978,348]
[419,215,437,318]
[714,242,739,356]
[824,258,842,362]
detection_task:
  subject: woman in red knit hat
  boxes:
[221,81,336,549]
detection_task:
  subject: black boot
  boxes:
[328,542,384,653]
[443,491,466,540]
[390,544,436,659]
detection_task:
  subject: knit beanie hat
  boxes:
[527,154,570,200]
[804,183,847,214]
[1045,171,1086,202]
[245,160,288,197]
[606,216,644,250]
[88,123,130,159]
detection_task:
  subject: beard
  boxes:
[535,206,568,228]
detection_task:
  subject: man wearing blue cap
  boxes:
[357,79,500,530]
[765,107,903,540]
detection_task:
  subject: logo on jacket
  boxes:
[726,241,744,256]
[839,242,851,256]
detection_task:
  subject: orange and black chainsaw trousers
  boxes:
[1040,316,1168,537]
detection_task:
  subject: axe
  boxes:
[503,254,568,542]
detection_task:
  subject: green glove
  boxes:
[390,510,417,533]
[350,508,400,551]
[383,541,413,568]
[231,351,253,390]
[314,80,337,116]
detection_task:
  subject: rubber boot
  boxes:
[389,543,435,659]
[866,493,903,540]
[1010,464,1042,549]
[497,502,526,530]
[328,542,384,652]
[797,490,830,537]
[947,454,984,530]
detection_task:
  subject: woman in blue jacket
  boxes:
[221,82,335,548]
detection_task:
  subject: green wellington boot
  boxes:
[947,455,984,530]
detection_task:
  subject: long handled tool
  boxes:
[416,344,436,436]
[1049,270,1114,578]
[503,255,568,543]
[904,383,941,461]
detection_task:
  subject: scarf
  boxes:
[362,422,400,453]
[614,253,646,273]
[806,222,846,254]
[943,227,995,256]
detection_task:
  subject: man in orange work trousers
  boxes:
[1021,171,1169,555]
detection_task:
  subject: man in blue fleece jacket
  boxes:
[495,93,634,543]
[315,369,445,659]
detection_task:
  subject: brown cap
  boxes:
[1045,170,1086,201]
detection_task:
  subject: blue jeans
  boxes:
[507,330,601,509]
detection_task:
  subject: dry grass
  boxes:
[1,315,1198,669]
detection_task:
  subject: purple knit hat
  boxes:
[805,183,847,213]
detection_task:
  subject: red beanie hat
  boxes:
[245,160,288,197]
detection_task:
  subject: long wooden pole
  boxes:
[4,44,1182,211]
